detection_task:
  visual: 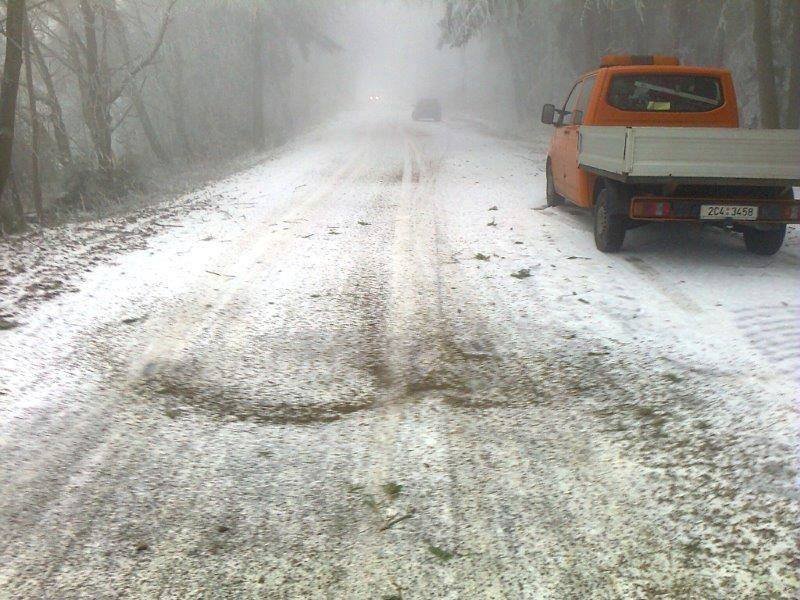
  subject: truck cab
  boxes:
[542,55,800,255]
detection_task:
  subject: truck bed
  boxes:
[578,126,800,186]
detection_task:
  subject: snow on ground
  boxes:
[0,109,798,598]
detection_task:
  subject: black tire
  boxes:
[743,225,786,256]
[594,188,626,253]
[546,161,564,207]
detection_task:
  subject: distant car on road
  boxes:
[413,98,442,122]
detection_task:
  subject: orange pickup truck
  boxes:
[542,55,800,255]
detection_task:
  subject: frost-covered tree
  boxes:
[438,0,799,128]
[0,0,26,229]
[0,0,347,232]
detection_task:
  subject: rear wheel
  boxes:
[594,189,626,253]
[546,161,563,207]
[743,225,786,256]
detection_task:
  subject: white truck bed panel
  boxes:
[578,126,800,183]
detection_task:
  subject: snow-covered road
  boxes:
[1,110,798,599]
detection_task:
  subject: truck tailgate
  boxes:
[579,126,800,185]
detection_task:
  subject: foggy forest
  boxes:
[0,1,797,231]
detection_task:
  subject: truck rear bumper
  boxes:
[629,197,800,224]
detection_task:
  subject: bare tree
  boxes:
[23,13,44,223]
[52,0,178,178]
[27,12,72,167]
[0,0,348,224]
[786,0,800,128]
[107,1,171,164]
[251,1,267,150]
[161,40,194,160]
[0,0,26,205]
[752,0,780,128]
[79,0,115,176]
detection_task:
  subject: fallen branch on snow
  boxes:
[379,510,415,531]
[153,222,184,228]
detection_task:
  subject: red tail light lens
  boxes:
[632,200,672,218]
[781,204,800,221]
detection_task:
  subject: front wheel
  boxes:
[743,225,786,256]
[594,189,626,253]
[546,161,563,207]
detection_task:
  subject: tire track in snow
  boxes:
[732,303,800,377]
[128,147,374,412]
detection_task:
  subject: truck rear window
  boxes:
[607,75,723,112]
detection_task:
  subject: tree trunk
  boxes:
[786,1,800,128]
[28,13,72,168]
[167,43,194,160]
[23,17,44,225]
[251,2,266,150]
[583,3,597,70]
[10,171,25,223]
[0,0,26,204]
[714,20,726,67]
[80,0,115,177]
[499,31,526,123]
[627,4,646,54]
[54,0,92,142]
[752,0,780,128]
[0,170,26,234]
[108,2,171,164]
[669,0,688,59]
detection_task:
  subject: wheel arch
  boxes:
[591,177,606,208]
[594,178,632,216]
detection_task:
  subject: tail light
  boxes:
[632,200,672,218]
[782,204,800,221]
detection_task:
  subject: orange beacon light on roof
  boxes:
[600,55,681,67]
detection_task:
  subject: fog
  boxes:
[340,1,531,124]
[344,3,445,102]
[1,1,797,231]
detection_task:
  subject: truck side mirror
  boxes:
[541,104,556,125]
[573,109,584,125]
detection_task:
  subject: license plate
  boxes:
[700,205,758,221]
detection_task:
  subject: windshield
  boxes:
[608,74,724,112]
